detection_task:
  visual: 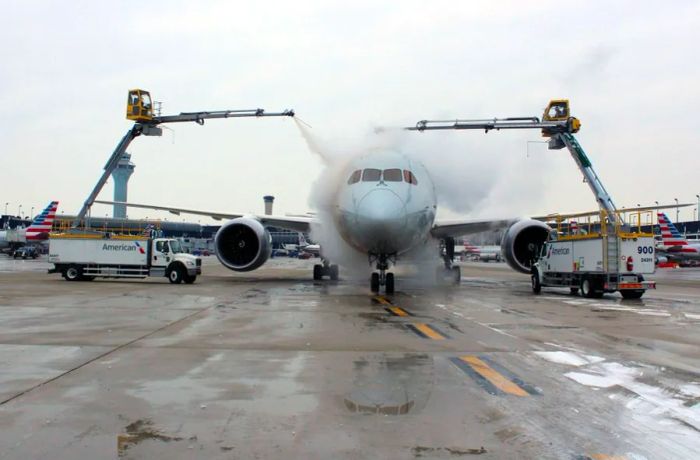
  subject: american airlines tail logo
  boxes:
[25,200,59,241]
[657,212,699,254]
[658,212,688,246]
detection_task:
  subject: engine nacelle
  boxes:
[215,217,272,272]
[501,219,551,274]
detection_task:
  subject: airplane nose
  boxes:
[354,189,408,252]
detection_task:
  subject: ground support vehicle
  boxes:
[13,246,39,259]
[48,234,201,283]
[531,224,656,299]
[404,99,659,299]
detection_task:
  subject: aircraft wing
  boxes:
[94,200,315,233]
[430,218,518,239]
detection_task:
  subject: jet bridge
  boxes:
[72,89,294,228]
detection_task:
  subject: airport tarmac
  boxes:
[0,257,698,459]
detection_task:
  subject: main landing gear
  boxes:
[313,259,339,281]
[436,237,461,285]
[370,253,395,294]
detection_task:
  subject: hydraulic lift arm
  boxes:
[71,89,294,229]
[72,124,143,228]
[405,100,625,228]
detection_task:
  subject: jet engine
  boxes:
[215,217,272,272]
[501,219,551,274]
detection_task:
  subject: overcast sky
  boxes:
[2,1,699,224]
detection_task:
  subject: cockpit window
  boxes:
[362,168,381,181]
[347,170,361,184]
[383,169,402,182]
[403,170,418,185]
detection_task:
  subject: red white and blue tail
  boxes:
[657,212,697,251]
[25,201,59,241]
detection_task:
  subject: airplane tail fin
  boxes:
[26,201,59,240]
[657,212,688,246]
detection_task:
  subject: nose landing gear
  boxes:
[370,253,396,294]
[313,259,339,281]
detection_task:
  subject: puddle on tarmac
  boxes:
[411,445,487,457]
[343,354,433,415]
[117,419,189,456]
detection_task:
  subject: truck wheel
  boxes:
[313,264,323,280]
[184,274,197,284]
[168,266,184,284]
[621,290,644,300]
[531,268,542,294]
[580,277,594,298]
[64,265,82,281]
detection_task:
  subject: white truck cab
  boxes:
[48,234,202,284]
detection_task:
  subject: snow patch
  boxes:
[565,362,700,432]
[534,351,604,367]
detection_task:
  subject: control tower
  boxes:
[263,195,275,215]
[111,153,135,218]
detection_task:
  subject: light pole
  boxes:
[3,202,8,215]
[674,198,679,223]
[696,195,699,222]
[30,207,34,219]
[18,204,22,219]
[654,201,659,223]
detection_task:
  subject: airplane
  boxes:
[655,212,700,262]
[0,201,59,253]
[97,149,539,294]
[463,243,502,262]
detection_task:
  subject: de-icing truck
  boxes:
[48,233,201,284]
[530,213,656,299]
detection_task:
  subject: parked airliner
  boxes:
[0,201,59,252]
[656,212,700,262]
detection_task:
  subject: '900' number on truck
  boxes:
[637,246,654,255]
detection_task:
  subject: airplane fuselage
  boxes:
[656,244,700,260]
[333,151,437,256]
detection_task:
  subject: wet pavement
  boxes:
[0,256,698,459]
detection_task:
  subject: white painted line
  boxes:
[474,321,517,339]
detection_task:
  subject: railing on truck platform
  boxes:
[549,209,655,242]
[52,218,162,237]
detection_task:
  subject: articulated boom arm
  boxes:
[556,133,622,227]
[72,124,143,228]
[155,109,294,125]
[408,116,576,135]
[71,97,295,229]
[405,101,625,228]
